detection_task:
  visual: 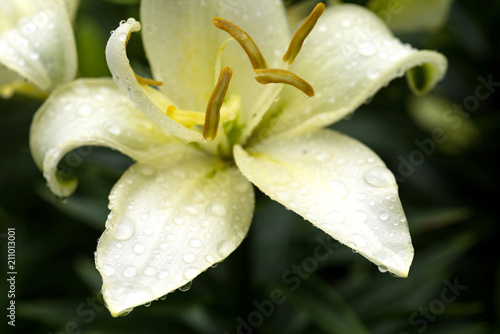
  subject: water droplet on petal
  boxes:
[326,179,348,198]
[378,265,388,273]
[189,238,202,248]
[113,216,135,241]
[379,211,389,221]
[328,211,345,223]
[364,166,396,187]
[138,165,155,176]
[178,281,192,292]
[183,252,196,263]
[133,243,146,254]
[123,266,137,277]
[207,203,226,217]
[144,267,156,276]
[217,240,235,258]
[315,152,331,162]
[158,270,169,279]
[102,264,114,277]
[350,234,367,248]
[358,42,376,56]
[354,210,368,222]
[184,267,201,280]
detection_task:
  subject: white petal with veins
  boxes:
[0,0,77,93]
[96,149,254,316]
[264,4,447,136]
[30,78,171,198]
[235,129,413,277]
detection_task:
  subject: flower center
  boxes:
[131,3,325,143]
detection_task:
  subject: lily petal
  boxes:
[30,78,171,198]
[106,18,209,143]
[368,0,454,33]
[234,129,413,277]
[140,0,289,134]
[266,4,447,136]
[96,149,254,316]
[0,0,77,94]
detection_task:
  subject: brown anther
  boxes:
[213,17,268,70]
[254,68,314,97]
[283,3,325,64]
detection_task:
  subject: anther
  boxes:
[254,69,314,97]
[213,17,268,70]
[135,74,162,86]
[282,3,325,64]
[203,67,233,141]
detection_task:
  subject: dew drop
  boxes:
[174,217,184,225]
[166,233,176,241]
[315,152,331,162]
[183,252,196,263]
[138,165,155,176]
[378,265,388,273]
[234,181,250,193]
[328,211,345,224]
[158,270,169,279]
[326,179,348,198]
[358,42,376,56]
[379,211,389,221]
[182,205,198,215]
[189,238,202,248]
[354,210,368,223]
[178,281,192,292]
[184,267,201,280]
[112,216,135,240]
[123,266,137,277]
[133,243,146,254]
[350,234,367,248]
[207,203,226,217]
[102,264,114,277]
[144,266,156,276]
[77,104,92,116]
[364,166,396,187]
[103,120,121,135]
[217,240,235,258]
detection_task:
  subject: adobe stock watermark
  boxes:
[396,74,499,182]
[225,236,340,334]
[48,296,105,334]
[400,276,467,333]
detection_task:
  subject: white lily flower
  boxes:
[0,0,77,98]
[30,0,447,316]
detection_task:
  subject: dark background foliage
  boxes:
[1,0,499,333]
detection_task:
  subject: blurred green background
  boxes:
[1,0,499,333]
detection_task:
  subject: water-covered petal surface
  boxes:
[263,4,447,136]
[106,19,204,143]
[96,148,254,316]
[0,0,76,93]
[30,78,171,198]
[235,129,413,277]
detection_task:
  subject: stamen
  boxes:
[213,17,268,70]
[135,74,163,86]
[254,69,314,97]
[282,3,325,64]
[203,67,233,141]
